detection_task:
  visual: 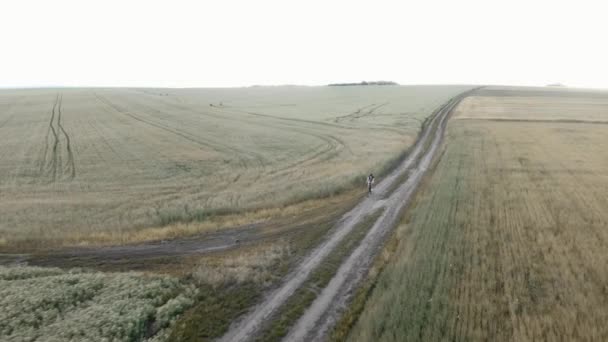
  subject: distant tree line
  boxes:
[328,81,398,86]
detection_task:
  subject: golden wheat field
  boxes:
[349,87,608,341]
[0,85,471,248]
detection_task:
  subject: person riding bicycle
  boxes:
[367,173,375,194]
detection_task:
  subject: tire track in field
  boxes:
[38,94,76,182]
[206,104,420,174]
[132,94,345,206]
[136,93,395,177]
[38,94,58,175]
[268,129,346,176]
[122,94,273,170]
[218,108,347,173]
[209,106,351,174]
[51,95,61,181]
[92,93,252,209]
[47,94,61,181]
[93,93,267,170]
[133,94,351,171]
[57,95,76,179]
[222,104,405,135]
[333,102,390,123]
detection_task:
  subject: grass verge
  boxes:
[382,91,464,199]
[168,282,260,341]
[329,222,402,341]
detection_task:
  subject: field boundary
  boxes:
[456,117,608,124]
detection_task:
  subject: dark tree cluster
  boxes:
[328,81,398,86]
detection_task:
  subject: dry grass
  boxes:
[348,94,608,341]
[0,86,471,248]
[6,188,359,251]
[454,95,608,122]
[192,242,290,287]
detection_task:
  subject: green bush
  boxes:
[0,266,197,342]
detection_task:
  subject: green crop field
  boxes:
[0,85,470,249]
[347,87,608,341]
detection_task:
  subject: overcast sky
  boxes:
[2,0,607,88]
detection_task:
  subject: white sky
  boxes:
[2,0,608,88]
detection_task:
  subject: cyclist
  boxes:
[367,173,375,194]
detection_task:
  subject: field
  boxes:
[10,85,608,342]
[347,87,608,341]
[0,85,471,249]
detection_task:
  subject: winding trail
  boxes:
[219,88,480,342]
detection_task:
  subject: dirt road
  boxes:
[219,88,479,342]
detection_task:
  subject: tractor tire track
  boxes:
[267,128,347,176]
[93,93,267,170]
[38,94,59,175]
[57,95,76,179]
[143,96,352,171]
[116,91,350,172]
[334,102,390,123]
[219,88,481,342]
[210,106,352,174]
[94,93,221,151]
[48,94,61,181]
[38,94,76,182]
[125,94,367,176]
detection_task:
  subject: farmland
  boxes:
[8,85,608,342]
[347,87,608,341]
[0,85,471,249]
